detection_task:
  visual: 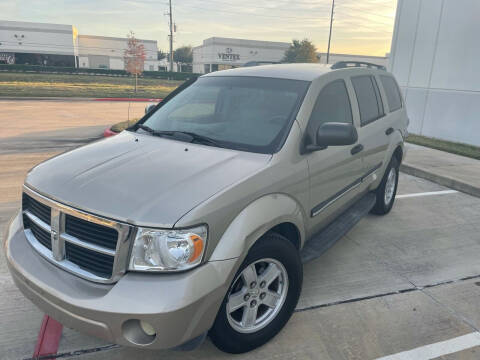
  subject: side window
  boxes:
[380,75,402,112]
[307,80,353,138]
[351,75,384,126]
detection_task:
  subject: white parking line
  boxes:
[396,190,458,199]
[375,332,480,360]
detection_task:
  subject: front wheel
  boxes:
[209,233,302,354]
[371,157,399,215]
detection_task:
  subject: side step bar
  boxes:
[300,193,376,264]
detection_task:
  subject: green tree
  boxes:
[173,45,193,72]
[282,39,318,63]
[157,50,167,60]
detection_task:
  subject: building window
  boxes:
[204,64,210,73]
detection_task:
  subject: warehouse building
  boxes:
[193,37,388,74]
[77,35,159,70]
[0,20,78,67]
[389,0,479,146]
[193,37,290,74]
[0,20,160,71]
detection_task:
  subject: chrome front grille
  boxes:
[22,186,132,283]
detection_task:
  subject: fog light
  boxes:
[122,319,156,345]
[140,321,156,336]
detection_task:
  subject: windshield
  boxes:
[140,76,309,153]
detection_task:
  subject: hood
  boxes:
[26,131,271,227]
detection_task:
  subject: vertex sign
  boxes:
[218,47,240,61]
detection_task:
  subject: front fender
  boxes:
[209,193,306,261]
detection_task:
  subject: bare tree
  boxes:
[124,31,146,93]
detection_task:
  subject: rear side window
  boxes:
[380,75,402,112]
[351,75,384,126]
[307,80,353,137]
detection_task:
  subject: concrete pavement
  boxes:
[0,99,148,139]
[402,143,480,198]
[1,100,480,359]
[2,174,480,359]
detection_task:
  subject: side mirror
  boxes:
[305,122,358,152]
[145,104,156,114]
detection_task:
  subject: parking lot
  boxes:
[1,101,480,359]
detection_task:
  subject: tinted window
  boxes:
[351,75,383,126]
[380,75,402,112]
[372,77,384,115]
[307,80,352,138]
[141,76,309,154]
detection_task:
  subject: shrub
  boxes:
[0,64,199,81]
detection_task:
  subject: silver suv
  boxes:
[5,63,408,353]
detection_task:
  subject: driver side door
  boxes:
[304,78,365,236]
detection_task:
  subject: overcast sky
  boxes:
[1,0,397,56]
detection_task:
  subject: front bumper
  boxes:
[4,212,238,349]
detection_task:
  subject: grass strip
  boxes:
[407,133,480,160]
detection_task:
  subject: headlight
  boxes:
[129,225,207,272]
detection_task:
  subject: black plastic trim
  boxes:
[310,162,382,217]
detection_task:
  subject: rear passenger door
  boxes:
[350,74,392,180]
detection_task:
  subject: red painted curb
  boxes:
[103,127,118,137]
[94,98,162,102]
[33,315,63,358]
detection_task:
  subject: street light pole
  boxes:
[326,0,335,64]
[169,0,174,72]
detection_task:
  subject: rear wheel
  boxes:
[209,233,302,354]
[371,157,399,215]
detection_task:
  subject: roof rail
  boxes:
[331,61,386,71]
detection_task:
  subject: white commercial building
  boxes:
[193,37,290,74]
[389,0,479,146]
[0,20,161,71]
[77,35,159,71]
[0,20,78,66]
[193,37,389,75]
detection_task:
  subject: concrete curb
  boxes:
[103,128,117,137]
[400,163,480,198]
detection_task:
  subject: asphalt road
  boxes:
[1,101,480,359]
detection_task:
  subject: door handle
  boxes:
[385,127,394,135]
[351,144,364,155]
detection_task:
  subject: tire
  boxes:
[371,156,399,215]
[209,233,303,354]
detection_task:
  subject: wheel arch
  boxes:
[267,222,301,250]
[393,144,403,164]
[209,193,306,261]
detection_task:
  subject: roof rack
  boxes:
[331,61,386,71]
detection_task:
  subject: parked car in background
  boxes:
[5,62,408,353]
[243,60,280,67]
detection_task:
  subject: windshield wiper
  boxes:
[137,125,225,148]
[137,124,162,135]
[172,131,225,148]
